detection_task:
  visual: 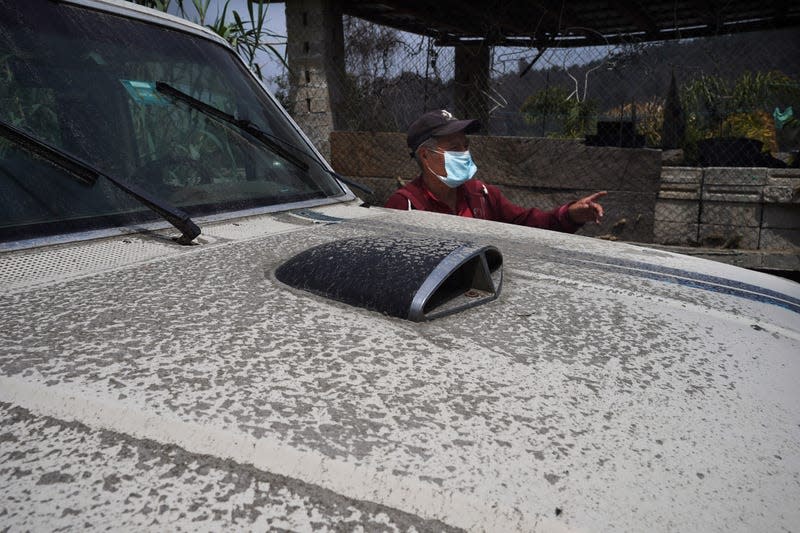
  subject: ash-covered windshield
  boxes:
[0,0,345,243]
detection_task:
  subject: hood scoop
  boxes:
[275,236,502,321]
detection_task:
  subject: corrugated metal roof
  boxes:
[338,0,800,46]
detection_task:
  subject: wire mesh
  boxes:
[274,17,800,249]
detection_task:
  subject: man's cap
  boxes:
[407,109,480,152]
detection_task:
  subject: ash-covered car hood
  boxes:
[2,202,799,531]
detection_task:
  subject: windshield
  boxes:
[0,0,345,243]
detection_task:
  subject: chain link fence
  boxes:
[275,18,800,249]
[318,19,800,155]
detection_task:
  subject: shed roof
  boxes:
[336,0,800,47]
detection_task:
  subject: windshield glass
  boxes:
[0,0,345,242]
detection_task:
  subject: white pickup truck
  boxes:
[1,1,799,531]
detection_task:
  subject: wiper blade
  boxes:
[155,82,374,197]
[156,82,309,172]
[327,172,374,197]
[0,119,201,245]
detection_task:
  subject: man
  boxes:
[385,109,606,233]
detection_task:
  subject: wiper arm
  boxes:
[0,119,201,245]
[156,82,309,172]
[155,82,374,197]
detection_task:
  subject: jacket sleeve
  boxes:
[384,191,412,210]
[484,183,581,233]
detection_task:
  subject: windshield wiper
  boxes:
[155,82,373,197]
[156,82,309,170]
[0,119,201,245]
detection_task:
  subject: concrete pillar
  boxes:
[454,44,490,132]
[285,0,345,158]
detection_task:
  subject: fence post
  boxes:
[285,0,346,159]
[454,44,490,131]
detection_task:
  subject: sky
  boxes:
[167,0,289,86]
[163,0,615,89]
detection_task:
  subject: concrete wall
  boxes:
[654,167,800,252]
[330,131,662,242]
[330,131,799,270]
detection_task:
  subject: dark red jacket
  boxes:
[384,177,581,233]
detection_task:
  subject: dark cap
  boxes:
[407,110,480,153]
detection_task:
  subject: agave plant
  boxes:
[128,0,287,80]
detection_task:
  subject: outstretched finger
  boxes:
[585,191,608,202]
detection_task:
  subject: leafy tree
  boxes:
[520,86,597,138]
[328,16,455,132]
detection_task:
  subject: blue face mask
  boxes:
[428,150,478,188]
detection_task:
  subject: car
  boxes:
[1,1,799,531]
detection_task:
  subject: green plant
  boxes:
[681,71,800,137]
[127,0,286,80]
[605,98,665,147]
[520,86,597,138]
[681,112,705,163]
[679,70,800,160]
[720,111,778,152]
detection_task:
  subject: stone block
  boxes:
[308,96,332,114]
[658,168,701,201]
[703,167,768,186]
[764,170,800,203]
[763,186,800,204]
[698,224,759,250]
[659,190,701,201]
[289,55,327,71]
[693,250,762,269]
[655,199,699,223]
[294,85,329,101]
[702,185,762,203]
[759,252,800,270]
[661,149,684,166]
[660,167,703,184]
[759,228,800,250]
[653,221,699,246]
[762,205,800,229]
[295,68,329,85]
[701,202,761,227]
[767,168,800,180]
